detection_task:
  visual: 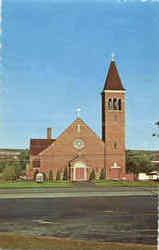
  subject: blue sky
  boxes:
[1,0,159,150]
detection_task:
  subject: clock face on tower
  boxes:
[73,138,85,150]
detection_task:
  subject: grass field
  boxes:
[0,180,73,188]
[94,180,159,187]
[0,233,156,250]
[0,180,158,188]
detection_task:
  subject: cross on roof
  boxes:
[111,52,115,61]
[76,108,81,118]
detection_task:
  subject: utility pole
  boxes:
[152,121,159,249]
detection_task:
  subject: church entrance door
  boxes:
[111,163,121,180]
[72,161,87,181]
[75,168,84,180]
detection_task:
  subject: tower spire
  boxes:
[103,59,125,92]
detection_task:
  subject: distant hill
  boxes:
[0,149,26,161]
[126,150,159,161]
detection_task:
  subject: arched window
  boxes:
[118,99,122,110]
[113,98,117,110]
[108,98,112,110]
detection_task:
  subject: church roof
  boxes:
[30,139,55,156]
[103,60,125,91]
[38,117,104,157]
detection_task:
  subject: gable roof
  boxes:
[103,60,125,91]
[30,139,55,156]
[39,117,104,156]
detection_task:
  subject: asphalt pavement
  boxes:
[0,186,158,199]
[0,195,157,245]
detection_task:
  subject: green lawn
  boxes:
[0,180,158,189]
[0,180,73,188]
[94,180,159,187]
[0,233,156,250]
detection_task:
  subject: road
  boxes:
[0,186,158,198]
[0,195,157,245]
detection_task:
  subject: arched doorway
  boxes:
[111,162,121,180]
[72,161,87,181]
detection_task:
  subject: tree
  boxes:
[3,164,17,181]
[42,172,47,182]
[56,169,61,181]
[0,161,7,173]
[63,167,68,180]
[126,150,154,179]
[89,169,95,180]
[15,163,22,177]
[48,169,53,182]
[18,149,30,171]
[0,149,29,181]
[2,159,24,181]
[100,168,106,180]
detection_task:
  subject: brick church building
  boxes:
[27,59,133,181]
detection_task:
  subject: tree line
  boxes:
[0,149,29,181]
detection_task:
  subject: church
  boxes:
[27,58,133,181]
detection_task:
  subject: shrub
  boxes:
[63,167,68,181]
[100,168,106,180]
[89,169,95,180]
[56,169,61,181]
[48,169,53,182]
[42,172,48,182]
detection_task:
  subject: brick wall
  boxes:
[28,118,105,180]
[102,91,126,178]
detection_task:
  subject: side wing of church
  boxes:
[27,59,133,181]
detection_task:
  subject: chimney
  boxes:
[47,128,52,139]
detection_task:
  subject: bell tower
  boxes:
[101,57,126,180]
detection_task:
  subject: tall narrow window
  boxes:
[118,99,122,110]
[113,98,117,110]
[114,114,117,121]
[108,98,112,110]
